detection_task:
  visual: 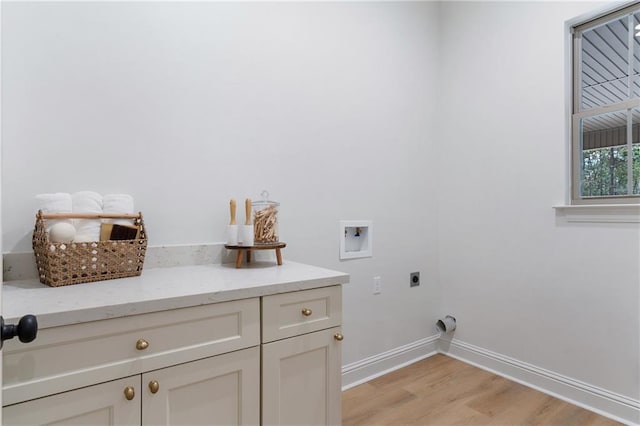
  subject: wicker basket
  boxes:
[32,211,148,287]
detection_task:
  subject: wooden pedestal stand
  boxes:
[224,242,286,269]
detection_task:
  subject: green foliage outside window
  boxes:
[582,145,640,196]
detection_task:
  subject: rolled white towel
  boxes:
[35,193,73,232]
[103,194,135,226]
[72,191,103,242]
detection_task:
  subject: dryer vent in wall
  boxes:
[436,315,456,333]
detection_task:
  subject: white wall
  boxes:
[3,0,638,418]
[1,1,440,368]
[437,0,639,402]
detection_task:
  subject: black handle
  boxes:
[0,315,38,349]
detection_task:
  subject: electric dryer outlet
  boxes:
[410,272,420,287]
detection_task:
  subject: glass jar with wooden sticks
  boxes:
[252,190,279,245]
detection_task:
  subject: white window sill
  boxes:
[553,204,640,223]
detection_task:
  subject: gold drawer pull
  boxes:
[334,333,344,341]
[301,308,312,316]
[124,386,135,401]
[136,339,149,350]
[149,380,160,394]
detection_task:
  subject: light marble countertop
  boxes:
[2,261,349,329]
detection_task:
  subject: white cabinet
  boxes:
[3,298,260,426]
[142,347,259,425]
[262,327,342,426]
[3,298,260,406]
[262,286,343,426]
[3,376,140,426]
[4,348,260,426]
[3,284,344,426]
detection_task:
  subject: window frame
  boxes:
[570,2,640,205]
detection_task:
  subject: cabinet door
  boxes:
[262,327,342,426]
[142,346,260,426]
[3,376,140,425]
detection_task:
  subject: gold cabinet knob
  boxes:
[136,339,149,350]
[334,333,344,341]
[124,386,135,401]
[148,380,160,394]
[301,308,312,316]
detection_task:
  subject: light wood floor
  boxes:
[342,354,622,426]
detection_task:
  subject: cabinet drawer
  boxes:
[3,298,260,406]
[262,286,341,343]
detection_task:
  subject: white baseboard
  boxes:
[341,334,439,391]
[341,336,639,425]
[439,338,640,426]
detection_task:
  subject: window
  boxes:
[572,3,640,204]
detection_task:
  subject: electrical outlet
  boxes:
[373,276,382,294]
[410,272,420,287]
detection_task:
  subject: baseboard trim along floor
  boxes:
[341,334,439,391]
[439,337,639,426]
[342,335,640,425]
